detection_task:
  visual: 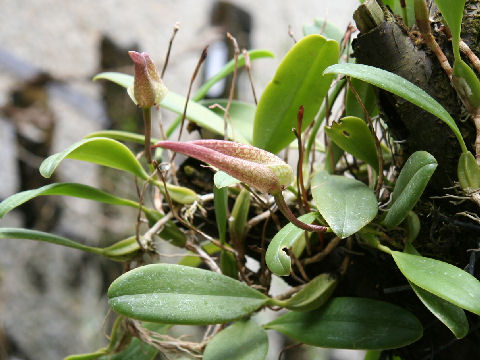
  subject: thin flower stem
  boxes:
[272,191,327,233]
[143,107,152,164]
[225,33,239,140]
[161,22,180,79]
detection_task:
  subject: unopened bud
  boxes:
[128,51,167,108]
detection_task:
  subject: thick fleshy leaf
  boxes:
[285,273,338,311]
[434,0,465,59]
[39,137,148,180]
[203,320,268,360]
[201,99,256,144]
[410,281,469,339]
[325,116,378,172]
[383,151,437,228]
[265,297,422,350]
[324,63,467,153]
[0,228,103,255]
[311,171,378,238]
[457,151,480,191]
[214,185,228,244]
[108,264,269,324]
[391,251,480,316]
[101,237,140,261]
[253,35,339,153]
[266,213,318,276]
[0,183,140,219]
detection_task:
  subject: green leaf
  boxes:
[391,251,480,316]
[220,250,238,279]
[107,264,269,324]
[434,0,465,59]
[325,116,379,172]
[102,237,140,261]
[311,171,378,238]
[214,185,228,244]
[346,78,377,120]
[0,183,141,219]
[303,18,344,44]
[383,151,437,228]
[410,281,469,339]
[452,59,480,109]
[84,130,161,145]
[324,63,468,153]
[285,273,338,311]
[265,212,318,276]
[201,99,256,144]
[405,211,421,243]
[253,35,339,153]
[265,297,422,350]
[214,171,241,188]
[384,0,416,27]
[39,137,148,180]
[0,228,103,255]
[228,189,250,242]
[203,320,268,360]
[457,151,480,191]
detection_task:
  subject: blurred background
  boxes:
[0,0,361,358]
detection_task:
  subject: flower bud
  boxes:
[128,51,167,108]
[153,140,294,194]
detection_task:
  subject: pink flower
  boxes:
[128,51,167,108]
[153,140,294,194]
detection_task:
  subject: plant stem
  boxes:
[272,192,328,233]
[143,107,152,164]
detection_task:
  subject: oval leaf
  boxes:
[265,297,422,350]
[285,273,338,311]
[266,212,318,276]
[324,63,467,152]
[0,183,140,219]
[253,35,339,153]
[39,137,148,180]
[383,151,437,228]
[458,146,480,191]
[410,281,469,339]
[311,171,378,238]
[203,320,268,360]
[325,116,378,172]
[107,264,269,324]
[391,251,480,316]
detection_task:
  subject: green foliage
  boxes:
[284,273,338,311]
[325,116,379,172]
[434,0,465,59]
[382,151,437,228]
[391,251,480,316]
[265,297,423,350]
[265,212,318,276]
[324,63,468,153]
[214,185,228,244]
[458,151,480,190]
[203,320,268,360]
[253,35,339,153]
[311,171,378,238]
[108,264,270,324]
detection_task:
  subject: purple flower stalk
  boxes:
[153,140,327,232]
[128,51,167,108]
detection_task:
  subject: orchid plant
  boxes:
[2,1,480,359]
